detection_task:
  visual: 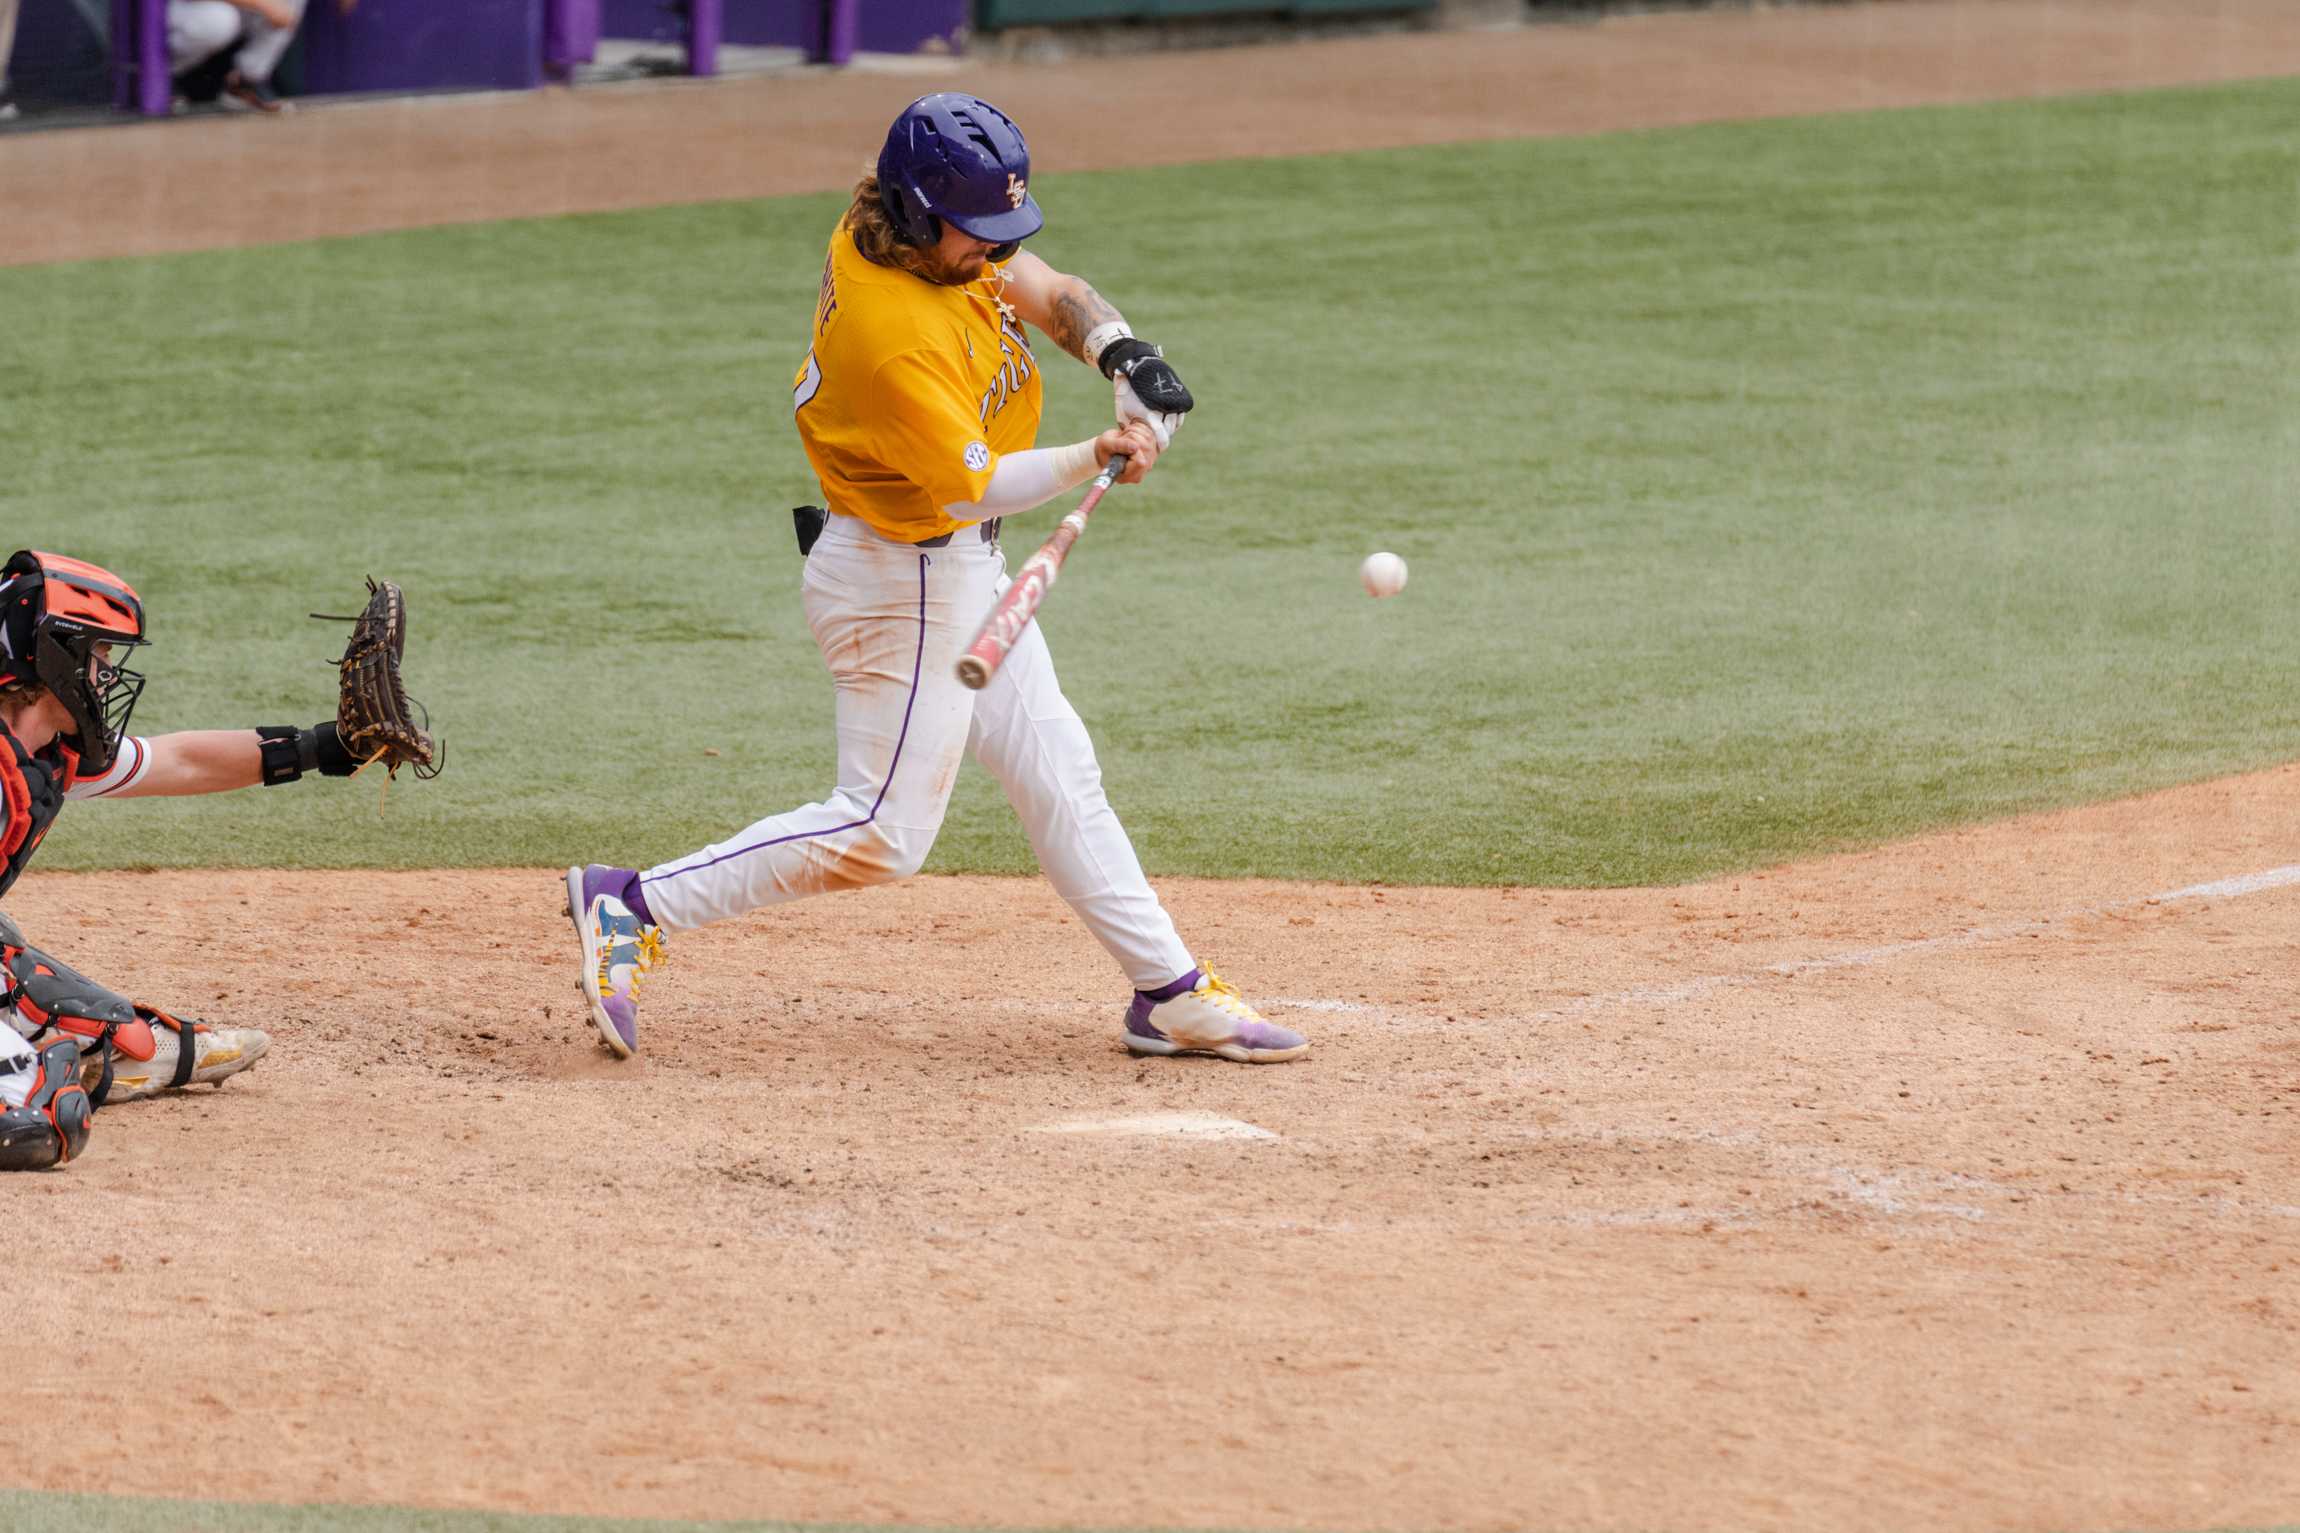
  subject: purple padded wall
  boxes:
[9,0,111,106]
[850,0,960,54]
[299,0,545,95]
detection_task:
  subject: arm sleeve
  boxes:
[64,737,152,800]
[865,348,1005,508]
[941,440,1102,519]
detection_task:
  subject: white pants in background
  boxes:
[0,0,21,95]
[168,0,305,81]
[640,513,1197,991]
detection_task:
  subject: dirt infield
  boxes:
[10,4,2300,1529]
[14,767,2299,1530]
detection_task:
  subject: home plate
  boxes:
[1029,1112,1279,1142]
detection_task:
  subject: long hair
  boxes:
[0,678,47,718]
[847,171,933,277]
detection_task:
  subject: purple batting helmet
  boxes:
[876,93,1044,250]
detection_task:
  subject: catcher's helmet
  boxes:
[0,550,147,775]
[876,93,1044,251]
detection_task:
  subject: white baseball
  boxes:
[1359,551,1408,599]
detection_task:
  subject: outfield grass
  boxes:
[4,79,2296,885]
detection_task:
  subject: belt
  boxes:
[913,518,1000,549]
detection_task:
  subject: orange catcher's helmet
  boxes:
[0,550,148,773]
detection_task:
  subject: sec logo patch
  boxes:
[963,441,991,472]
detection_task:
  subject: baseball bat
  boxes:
[954,453,1128,690]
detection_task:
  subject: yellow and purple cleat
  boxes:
[564,865,666,1059]
[1123,969,1308,1064]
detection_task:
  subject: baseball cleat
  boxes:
[219,69,290,113]
[564,865,665,1059]
[95,1017,270,1102]
[1124,969,1308,1064]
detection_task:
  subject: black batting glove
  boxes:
[1098,337,1195,415]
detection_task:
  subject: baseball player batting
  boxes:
[565,92,1307,1067]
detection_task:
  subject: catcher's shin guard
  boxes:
[0,1039,94,1170]
[1,938,155,1104]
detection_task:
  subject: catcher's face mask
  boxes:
[1,551,148,775]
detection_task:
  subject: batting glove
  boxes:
[1100,337,1193,451]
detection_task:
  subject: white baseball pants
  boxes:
[0,1,20,96]
[168,0,305,81]
[638,514,1197,990]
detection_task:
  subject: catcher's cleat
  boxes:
[1123,969,1309,1064]
[94,1010,270,1102]
[564,865,665,1059]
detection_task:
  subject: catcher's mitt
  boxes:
[314,578,442,780]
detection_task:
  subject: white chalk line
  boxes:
[1260,862,2300,1026]
[2158,865,2300,901]
[1514,1123,2300,1229]
[978,861,2299,1034]
[1197,1120,2300,1234]
[972,865,2300,1229]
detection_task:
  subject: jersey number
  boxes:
[792,350,823,414]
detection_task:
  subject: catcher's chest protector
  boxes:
[0,724,74,902]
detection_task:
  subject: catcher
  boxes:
[0,551,439,1172]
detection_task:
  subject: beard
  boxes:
[918,248,989,286]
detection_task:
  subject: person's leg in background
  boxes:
[224,0,306,111]
[167,0,244,103]
[0,0,24,118]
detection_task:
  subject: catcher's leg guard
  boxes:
[0,936,154,1106]
[0,1039,94,1170]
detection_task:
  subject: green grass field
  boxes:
[4,78,2296,886]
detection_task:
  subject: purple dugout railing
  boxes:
[108,0,169,116]
[542,0,880,83]
[591,0,881,69]
[111,0,875,117]
[689,0,724,74]
[822,0,856,64]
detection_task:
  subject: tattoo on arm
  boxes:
[1047,284,1125,364]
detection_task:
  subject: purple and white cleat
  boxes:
[1124,968,1309,1064]
[563,864,666,1059]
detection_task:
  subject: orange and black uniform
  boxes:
[0,723,74,902]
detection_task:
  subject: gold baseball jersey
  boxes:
[792,218,1045,544]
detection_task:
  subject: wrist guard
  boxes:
[1083,321,1134,374]
[256,722,358,784]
